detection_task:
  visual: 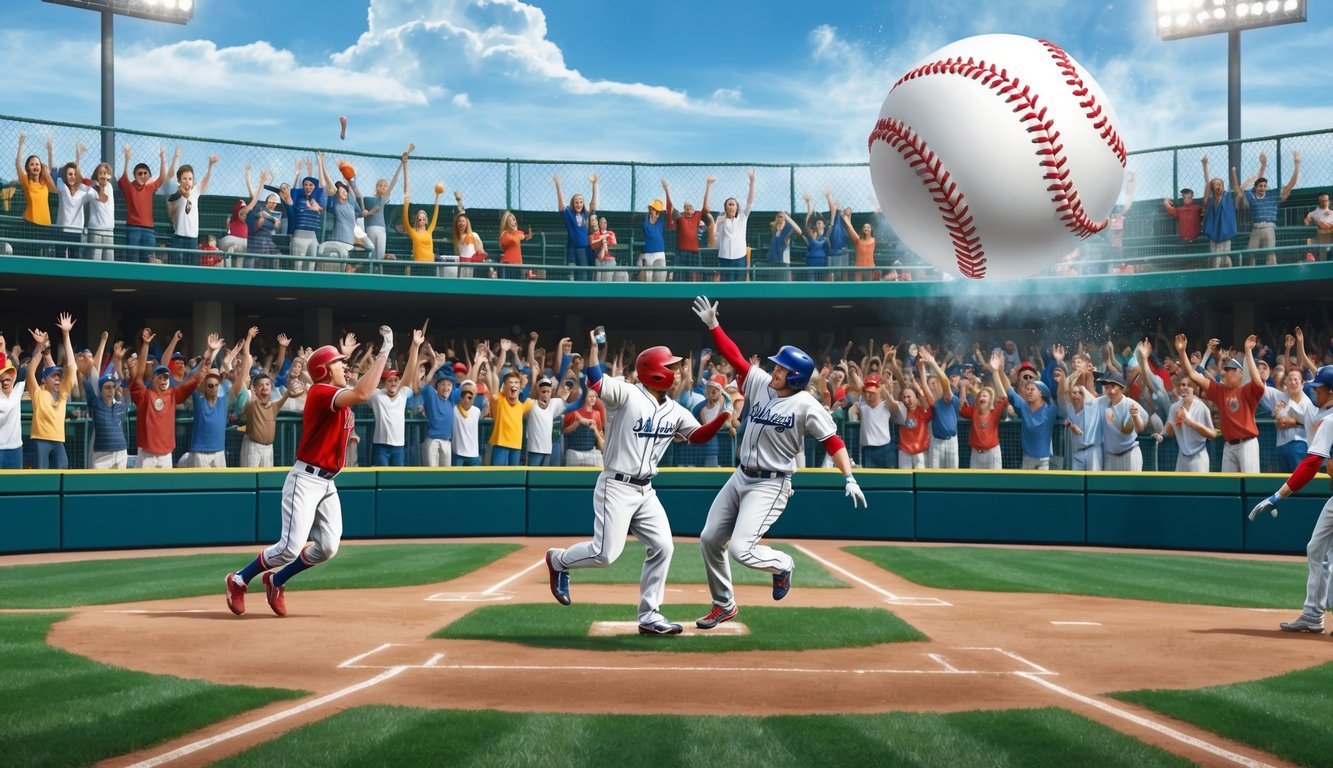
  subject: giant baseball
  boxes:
[868,34,1126,281]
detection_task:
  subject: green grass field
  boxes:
[0,613,303,768]
[0,543,521,608]
[1113,662,1333,768]
[845,545,1303,607]
[557,540,846,587]
[433,604,925,652]
[213,705,1193,768]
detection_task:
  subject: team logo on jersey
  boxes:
[1227,396,1239,413]
[749,405,796,432]
[905,417,918,428]
[631,416,677,439]
[152,397,164,411]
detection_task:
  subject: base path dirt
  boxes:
[23,539,1312,768]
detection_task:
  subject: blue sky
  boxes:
[1,0,1329,165]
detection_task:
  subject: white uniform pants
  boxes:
[1175,450,1210,473]
[926,435,959,468]
[970,446,1001,470]
[190,450,227,468]
[290,230,318,271]
[90,449,128,470]
[551,472,674,624]
[639,252,666,282]
[1102,443,1142,472]
[422,438,452,467]
[564,448,603,467]
[261,461,343,569]
[137,451,173,469]
[240,436,274,468]
[898,450,926,469]
[366,225,387,261]
[1021,455,1050,471]
[1071,445,1103,471]
[1221,437,1259,473]
[699,469,793,610]
[1298,497,1333,617]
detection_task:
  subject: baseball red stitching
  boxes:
[1038,39,1128,167]
[885,53,1108,242]
[867,118,987,279]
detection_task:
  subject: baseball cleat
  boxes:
[1279,613,1324,633]
[696,603,738,629]
[262,572,287,617]
[773,566,794,601]
[638,620,684,636]
[546,549,571,606]
[225,572,247,615]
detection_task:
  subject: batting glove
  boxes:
[379,325,394,355]
[845,475,867,508]
[692,295,720,329]
[1248,493,1280,521]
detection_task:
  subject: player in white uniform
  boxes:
[545,330,729,635]
[690,296,868,630]
[1250,365,1333,633]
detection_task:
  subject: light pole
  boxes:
[1155,0,1307,173]
[42,0,196,164]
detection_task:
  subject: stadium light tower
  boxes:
[42,0,197,164]
[1155,0,1307,173]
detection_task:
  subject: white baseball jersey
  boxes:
[597,376,702,478]
[738,367,837,474]
[1166,398,1213,457]
[1088,393,1141,454]
[1307,409,1333,459]
[1262,387,1317,447]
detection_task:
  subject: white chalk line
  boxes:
[337,643,402,669]
[336,661,1015,675]
[957,647,1055,676]
[124,666,409,768]
[1050,621,1102,626]
[791,544,952,607]
[1017,672,1276,768]
[484,557,545,594]
[928,653,961,673]
[103,609,212,614]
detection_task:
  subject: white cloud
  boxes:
[451,93,472,108]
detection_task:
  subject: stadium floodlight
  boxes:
[1154,0,1304,40]
[1154,0,1306,175]
[42,0,195,25]
[41,0,196,164]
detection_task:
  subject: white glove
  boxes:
[379,325,394,354]
[1248,494,1279,521]
[692,295,719,329]
[845,476,867,508]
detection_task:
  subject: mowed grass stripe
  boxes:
[433,604,924,652]
[1113,662,1333,768]
[845,546,1302,607]
[0,543,521,608]
[563,541,846,587]
[0,614,303,768]
[215,705,1192,768]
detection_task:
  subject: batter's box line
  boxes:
[335,661,1016,675]
[338,644,441,670]
[953,646,1056,676]
[791,544,952,607]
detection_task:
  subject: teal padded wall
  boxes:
[0,472,61,553]
[915,471,1085,544]
[1086,474,1244,551]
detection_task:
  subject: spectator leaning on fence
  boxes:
[25,313,77,469]
[1304,191,1333,262]
[1176,333,1265,473]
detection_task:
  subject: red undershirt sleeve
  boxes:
[709,325,750,388]
[686,411,730,445]
[821,434,846,454]
[1286,453,1324,493]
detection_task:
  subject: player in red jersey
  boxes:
[225,326,393,617]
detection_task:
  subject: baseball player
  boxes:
[545,329,729,635]
[690,296,868,630]
[225,326,393,617]
[1250,365,1333,633]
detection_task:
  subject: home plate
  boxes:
[589,621,749,637]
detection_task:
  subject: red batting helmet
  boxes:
[306,345,346,383]
[636,346,683,391]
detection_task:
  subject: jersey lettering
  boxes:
[748,405,796,432]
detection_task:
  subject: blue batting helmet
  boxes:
[768,345,814,390]
[1313,365,1333,390]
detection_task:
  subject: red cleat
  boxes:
[262,572,287,617]
[225,573,246,615]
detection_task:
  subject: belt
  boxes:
[300,462,337,480]
[1227,437,1255,446]
[741,467,787,480]
[1108,445,1137,457]
[611,472,651,487]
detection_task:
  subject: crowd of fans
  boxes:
[5,313,1333,473]
[4,136,1323,279]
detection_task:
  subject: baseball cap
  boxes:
[648,199,665,212]
[452,362,468,375]
[434,368,456,382]
[171,352,185,361]
[0,360,15,378]
[1096,371,1126,387]
[335,180,348,191]
[39,365,62,381]
[204,369,221,381]
[538,377,553,387]
[1256,357,1271,368]
[98,373,117,387]
[705,374,726,391]
[152,365,171,377]
[1017,361,1038,375]
[863,375,881,390]
[460,379,477,390]
[77,347,92,356]
[382,369,400,380]
[1223,359,1244,371]
[945,364,963,377]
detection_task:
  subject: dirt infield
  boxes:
[23,539,1316,767]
